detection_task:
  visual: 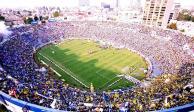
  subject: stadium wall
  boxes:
[0,91,194,112]
[0,91,63,112]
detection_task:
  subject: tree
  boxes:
[0,15,5,21]
[39,16,43,21]
[180,29,185,32]
[24,17,33,24]
[184,14,191,21]
[53,11,60,17]
[177,13,191,21]
[41,20,46,24]
[17,11,20,14]
[191,16,194,22]
[167,23,177,30]
[28,11,32,16]
[34,15,39,21]
[44,16,49,20]
[177,9,191,21]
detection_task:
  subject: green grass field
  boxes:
[36,39,148,91]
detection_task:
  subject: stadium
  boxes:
[0,20,193,111]
[37,39,148,90]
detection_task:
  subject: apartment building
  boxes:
[143,0,174,27]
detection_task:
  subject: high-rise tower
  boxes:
[143,0,174,27]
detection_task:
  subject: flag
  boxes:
[103,92,109,102]
[50,99,57,109]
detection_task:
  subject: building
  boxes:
[79,0,90,7]
[115,0,119,8]
[167,2,181,23]
[143,0,174,27]
[172,3,181,19]
[176,21,194,37]
[129,0,141,10]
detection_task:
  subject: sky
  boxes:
[0,0,193,9]
[175,0,194,9]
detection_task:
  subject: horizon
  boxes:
[0,0,193,9]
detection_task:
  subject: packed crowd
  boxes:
[0,21,193,111]
[0,34,3,43]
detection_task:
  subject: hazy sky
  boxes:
[175,0,194,9]
[0,0,193,9]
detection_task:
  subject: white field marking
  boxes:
[58,49,111,75]
[41,60,48,66]
[95,55,138,81]
[39,53,89,88]
[51,68,61,77]
[41,60,61,77]
[95,55,120,74]
[56,41,130,74]
[51,44,97,63]
[48,41,144,88]
[64,48,101,62]
[61,44,141,85]
[58,41,92,53]
[99,76,118,89]
[106,77,123,88]
[96,53,136,74]
[123,74,142,85]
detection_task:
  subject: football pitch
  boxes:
[36,39,148,91]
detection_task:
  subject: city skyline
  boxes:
[0,0,193,9]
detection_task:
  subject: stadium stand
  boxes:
[0,21,193,111]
